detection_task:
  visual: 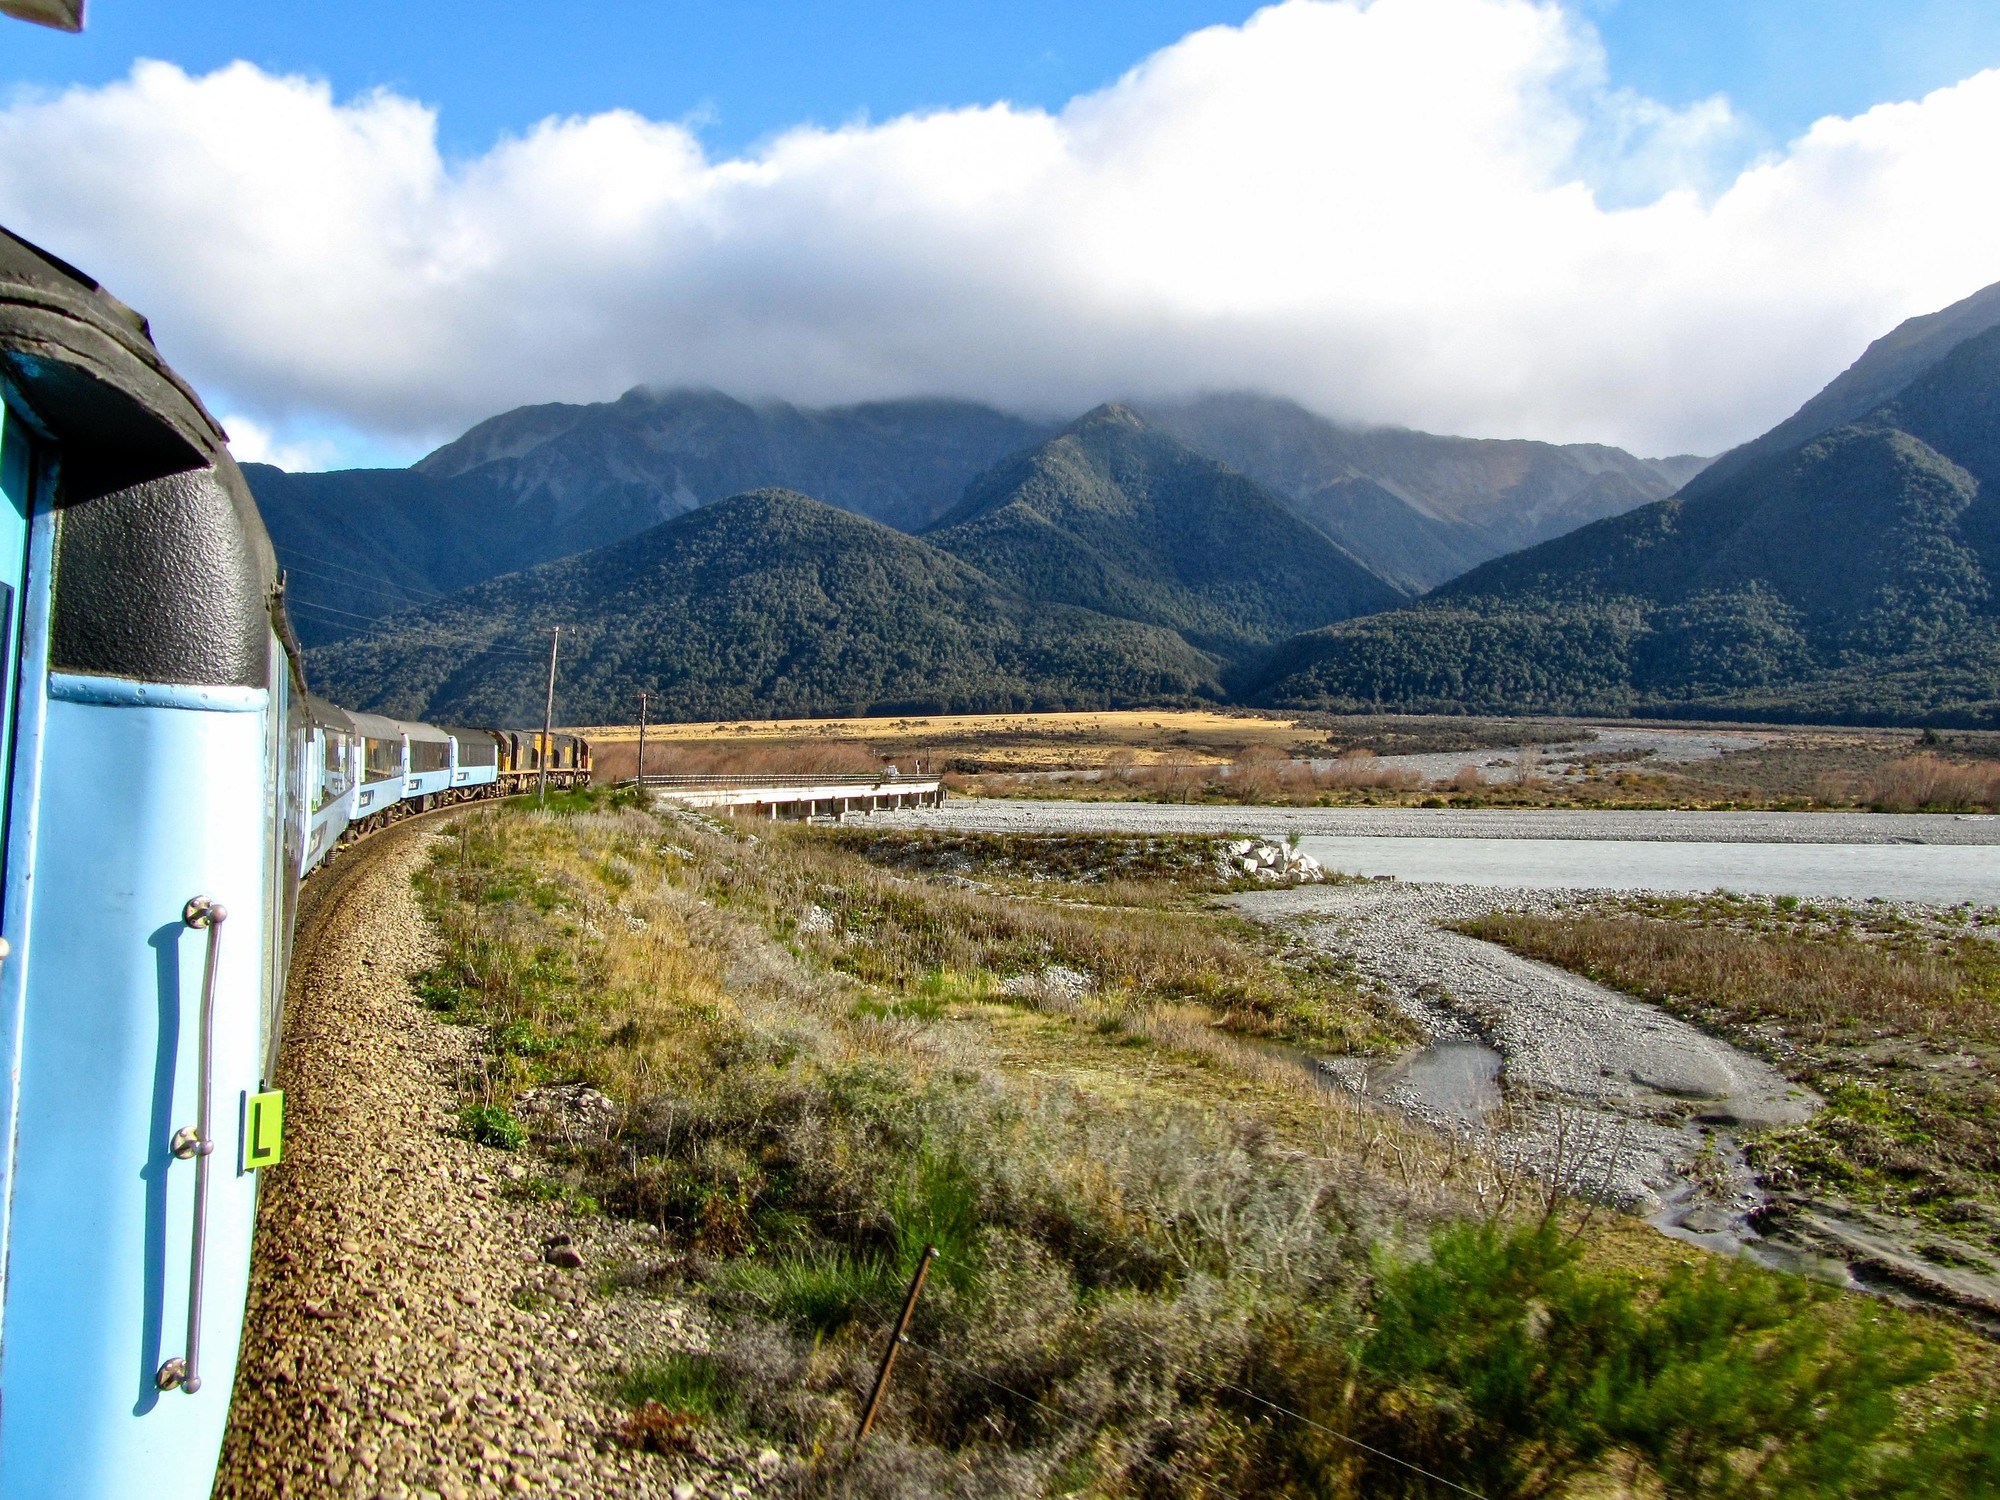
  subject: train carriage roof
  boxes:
[347,712,402,741]
[0,226,284,691]
[304,694,355,734]
[347,711,449,745]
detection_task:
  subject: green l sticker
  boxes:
[244,1089,285,1170]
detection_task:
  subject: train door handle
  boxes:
[156,896,227,1395]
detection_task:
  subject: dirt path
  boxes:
[215,821,754,1500]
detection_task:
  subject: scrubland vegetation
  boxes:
[413,797,1999,1496]
[1461,894,2000,1260]
[956,745,2000,813]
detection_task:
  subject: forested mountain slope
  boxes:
[926,405,1404,659]
[1144,392,1706,590]
[305,489,1224,724]
[1247,313,2000,727]
[254,391,1053,644]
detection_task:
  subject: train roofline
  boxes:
[0,224,284,693]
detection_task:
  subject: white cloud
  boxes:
[2,0,1997,461]
[217,412,338,472]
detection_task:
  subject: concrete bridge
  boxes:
[626,773,945,820]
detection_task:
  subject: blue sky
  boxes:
[12,1,2000,161]
[5,0,2000,468]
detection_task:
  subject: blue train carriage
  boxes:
[302,692,356,872]
[346,710,420,830]
[0,227,301,1496]
[446,725,501,799]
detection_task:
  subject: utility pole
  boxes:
[636,690,649,787]
[538,626,560,806]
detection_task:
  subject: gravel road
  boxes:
[876,800,2000,844]
[215,819,766,1500]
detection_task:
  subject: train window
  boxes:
[453,734,496,768]
[409,739,450,774]
[316,734,351,809]
[362,736,401,783]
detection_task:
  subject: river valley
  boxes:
[880,799,2000,1318]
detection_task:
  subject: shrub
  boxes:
[458,1102,527,1150]
[1356,1221,1962,1498]
[1865,754,2000,811]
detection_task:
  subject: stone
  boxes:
[513,1082,618,1140]
[1630,1052,1736,1100]
[545,1245,585,1270]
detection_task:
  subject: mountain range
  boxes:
[252,386,1703,648]
[1143,394,1706,592]
[285,276,2000,728]
[302,406,1403,720]
[1247,281,2000,727]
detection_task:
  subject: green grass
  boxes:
[711,1250,903,1336]
[613,1353,733,1418]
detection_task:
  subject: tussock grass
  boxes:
[729,820,1403,1052]
[414,798,2000,1497]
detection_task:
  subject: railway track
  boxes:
[214,806,725,1499]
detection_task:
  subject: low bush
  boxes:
[1865,753,2000,812]
[457,1102,527,1150]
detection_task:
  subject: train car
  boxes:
[446,725,500,801]
[0,209,600,1494]
[349,709,409,824]
[402,717,453,804]
[494,728,591,789]
[0,226,299,1498]
[303,693,357,870]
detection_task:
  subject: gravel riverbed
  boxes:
[1236,880,1817,1246]
[876,800,2000,844]
[215,820,769,1500]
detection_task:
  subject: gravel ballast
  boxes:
[215,820,761,1500]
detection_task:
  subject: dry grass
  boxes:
[407,799,2000,1497]
[737,820,1405,1052]
[572,708,1325,773]
[1461,907,1994,1046]
[591,737,886,783]
[1863,754,2000,812]
[574,708,2000,813]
